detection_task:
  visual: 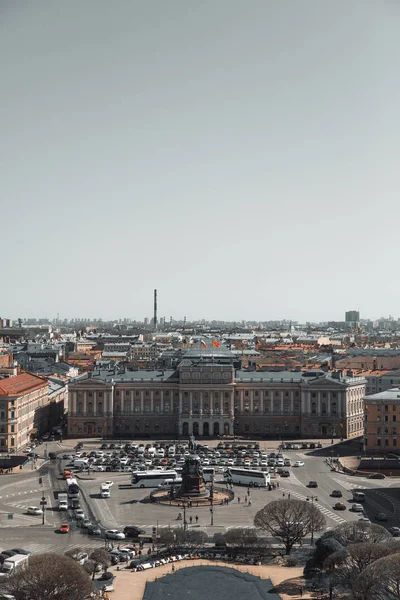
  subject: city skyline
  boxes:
[2,1,400,321]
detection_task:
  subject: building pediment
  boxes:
[303,377,344,388]
[69,377,109,389]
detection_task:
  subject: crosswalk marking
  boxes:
[281,487,347,525]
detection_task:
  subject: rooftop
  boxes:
[364,387,400,403]
[0,373,48,397]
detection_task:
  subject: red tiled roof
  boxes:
[0,373,48,397]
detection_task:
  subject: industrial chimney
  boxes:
[153,289,158,330]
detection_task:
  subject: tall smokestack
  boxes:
[153,289,158,330]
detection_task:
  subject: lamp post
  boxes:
[40,496,47,525]
[306,495,318,544]
[210,479,214,526]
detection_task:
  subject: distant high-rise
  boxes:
[345,310,360,328]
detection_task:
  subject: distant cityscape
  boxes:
[1,298,400,456]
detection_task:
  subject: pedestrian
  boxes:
[283,492,285,498]
[244,495,247,504]
[195,515,198,523]
[299,587,303,597]
[190,516,193,524]
[277,481,279,488]
[248,499,252,506]
[288,493,291,499]
[172,564,175,573]
[247,488,250,496]
[238,496,240,504]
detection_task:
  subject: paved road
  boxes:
[2,442,400,557]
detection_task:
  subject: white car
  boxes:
[352,504,364,512]
[75,509,85,520]
[104,481,114,488]
[105,529,125,540]
[293,461,305,467]
[26,506,43,515]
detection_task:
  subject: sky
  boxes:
[1,1,400,323]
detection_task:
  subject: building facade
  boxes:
[0,373,49,452]
[68,343,366,440]
[364,388,400,453]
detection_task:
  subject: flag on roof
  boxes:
[212,339,220,348]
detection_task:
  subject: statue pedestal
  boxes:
[180,475,208,497]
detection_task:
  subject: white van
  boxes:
[168,446,176,456]
[101,488,111,498]
[352,491,365,502]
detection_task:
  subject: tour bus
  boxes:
[202,467,215,483]
[225,467,270,487]
[67,477,79,498]
[131,470,179,488]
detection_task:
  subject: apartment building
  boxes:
[68,342,366,440]
[364,388,400,453]
[0,373,49,452]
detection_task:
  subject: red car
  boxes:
[60,523,70,533]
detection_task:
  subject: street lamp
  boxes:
[210,479,214,526]
[40,496,47,525]
[306,495,318,544]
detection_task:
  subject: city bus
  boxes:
[225,468,270,487]
[66,477,80,498]
[131,470,179,488]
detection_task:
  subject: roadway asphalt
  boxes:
[1,439,400,557]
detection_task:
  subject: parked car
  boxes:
[60,523,70,533]
[390,527,400,537]
[105,529,125,540]
[331,490,343,497]
[10,549,32,556]
[75,509,85,520]
[308,481,318,488]
[334,502,346,511]
[351,504,364,512]
[368,473,386,479]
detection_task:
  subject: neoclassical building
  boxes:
[67,343,366,440]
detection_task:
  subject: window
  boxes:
[377,438,381,447]
[321,402,327,416]
[98,392,103,398]
[88,402,93,414]
[224,402,230,413]
[78,402,83,414]
[322,392,327,398]
[88,392,93,398]
[155,423,160,432]
[145,391,149,397]
[394,415,397,422]
[97,402,103,414]
[332,392,337,398]
[244,423,250,432]
[385,405,389,411]
[394,439,397,446]
[377,427,381,435]
[312,392,316,399]
[11,437,14,447]
[332,402,337,415]
[245,391,249,397]
[115,404,120,413]
[165,390,169,397]
[285,391,289,397]
[385,439,389,447]
[10,425,14,433]
[385,415,389,422]
[135,391,140,397]
[311,402,316,415]
[125,391,130,397]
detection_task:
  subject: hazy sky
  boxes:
[1,1,399,323]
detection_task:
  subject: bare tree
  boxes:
[323,521,391,547]
[4,554,93,600]
[254,499,325,555]
[86,549,111,580]
[325,541,400,593]
[353,553,400,600]
[215,528,269,550]
[157,528,207,551]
